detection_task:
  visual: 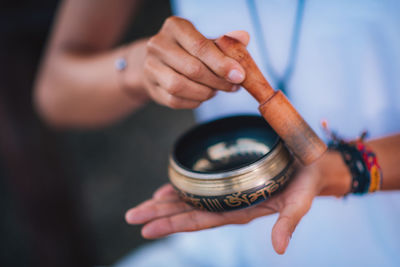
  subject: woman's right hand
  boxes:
[131,16,249,109]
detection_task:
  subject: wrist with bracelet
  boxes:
[115,46,128,90]
[322,121,382,195]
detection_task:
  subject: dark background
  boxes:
[0,1,194,266]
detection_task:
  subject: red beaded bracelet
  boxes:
[355,140,382,193]
[322,120,382,194]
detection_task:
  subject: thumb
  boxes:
[271,198,312,254]
[225,30,250,46]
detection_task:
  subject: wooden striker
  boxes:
[215,36,327,165]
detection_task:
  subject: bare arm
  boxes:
[126,133,400,254]
[34,0,147,128]
[369,134,400,190]
[34,0,246,128]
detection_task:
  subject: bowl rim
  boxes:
[170,114,281,179]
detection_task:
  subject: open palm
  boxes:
[125,160,330,254]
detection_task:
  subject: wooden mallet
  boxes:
[215,36,327,165]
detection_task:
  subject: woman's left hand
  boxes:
[125,151,350,254]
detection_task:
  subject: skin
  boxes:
[34,0,246,128]
[34,0,400,255]
[125,134,400,254]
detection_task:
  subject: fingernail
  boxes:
[231,85,240,92]
[285,236,291,251]
[126,210,144,224]
[125,210,137,223]
[227,69,244,83]
[125,211,135,223]
[142,224,159,239]
[142,226,151,238]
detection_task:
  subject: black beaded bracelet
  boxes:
[322,120,382,195]
[328,142,370,195]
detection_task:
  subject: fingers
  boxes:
[267,162,324,255]
[225,30,250,46]
[126,184,278,239]
[153,184,177,200]
[146,56,217,101]
[144,56,219,109]
[142,16,248,109]
[126,184,183,224]
[163,16,245,84]
[271,195,313,254]
[125,183,279,240]
[126,198,194,225]
[140,203,276,239]
[147,37,235,92]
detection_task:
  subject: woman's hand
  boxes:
[125,151,351,254]
[125,16,249,109]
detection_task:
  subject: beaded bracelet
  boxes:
[322,121,382,195]
[356,141,382,193]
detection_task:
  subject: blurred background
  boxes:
[0,1,194,266]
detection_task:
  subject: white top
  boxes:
[116,1,400,266]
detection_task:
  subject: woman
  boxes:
[35,0,400,265]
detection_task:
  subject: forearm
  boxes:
[33,0,148,128]
[319,133,400,196]
[368,134,400,190]
[34,39,149,128]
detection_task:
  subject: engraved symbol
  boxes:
[224,192,251,207]
[249,187,268,202]
[179,191,204,210]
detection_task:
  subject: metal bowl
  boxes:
[169,115,295,212]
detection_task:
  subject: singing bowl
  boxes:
[168,115,296,212]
